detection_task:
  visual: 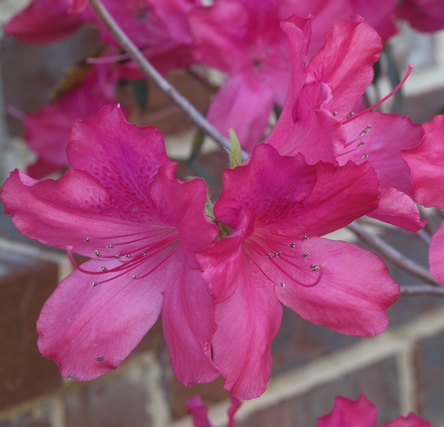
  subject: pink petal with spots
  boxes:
[275,237,398,336]
[306,19,382,121]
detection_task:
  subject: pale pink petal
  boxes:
[275,238,399,336]
[402,115,444,208]
[37,259,165,381]
[317,395,377,427]
[429,220,444,285]
[306,19,382,120]
[5,0,85,43]
[367,188,425,232]
[207,72,277,151]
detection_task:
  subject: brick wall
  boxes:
[2,3,444,426]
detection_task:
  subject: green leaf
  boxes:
[228,128,242,168]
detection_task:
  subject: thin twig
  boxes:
[89,0,247,158]
[401,284,444,297]
[347,221,440,287]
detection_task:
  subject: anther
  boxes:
[131,274,136,279]
[360,153,369,159]
[95,251,101,256]
[346,112,355,119]
[141,252,146,256]
[85,238,91,242]
[91,282,97,287]
[290,243,296,248]
[101,266,107,271]
[357,142,365,147]
[332,111,337,117]
[274,251,282,257]
[302,252,309,258]
[279,283,286,288]
[303,235,309,240]
[132,208,137,213]
[310,264,319,271]
[125,254,131,258]
[107,244,114,248]
[115,255,120,259]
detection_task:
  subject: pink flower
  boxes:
[0,105,219,385]
[265,15,424,231]
[197,144,399,399]
[396,0,444,32]
[21,63,119,178]
[402,115,444,284]
[187,396,241,427]
[317,395,431,427]
[69,0,88,13]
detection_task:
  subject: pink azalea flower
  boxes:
[187,396,241,427]
[197,143,400,399]
[396,0,444,32]
[20,63,119,178]
[317,395,431,427]
[265,15,425,231]
[0,105,219,385]
[188,0,369,151]
[402,115,444,284]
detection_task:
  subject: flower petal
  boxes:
[429,221,444,285]
[211,277,282,399]
[37,259,165,381]
[275,237,399,336]
[381,413,432,427]
[317,395,377,427]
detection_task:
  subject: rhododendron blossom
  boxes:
[197,144,399,399]
[18,63,119,178]
[402,115,444,285]
[265,15,425,231]
[0,105,219,386]
[317,395,431,427]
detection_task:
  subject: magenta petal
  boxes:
[69,0,88,13]
[317,395,377,427]
[162,265,218,386]
[340,112,423,192]
[381,413,432,427]
[37,259,165,380]
[429,221,444,285]
[367,188,426,232]
[187,396,213,427]
[212,280,282,399]
[275,238,399,336]
[402,115,444,208]
[306,19,382,120]
[67,104,171,204]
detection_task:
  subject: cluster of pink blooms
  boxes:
[2,0,444,424]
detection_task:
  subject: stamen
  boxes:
[342,64,414,125]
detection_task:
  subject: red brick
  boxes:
[236,357,400,427]
[0,252,61,410]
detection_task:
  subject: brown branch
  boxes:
[89,0,245,157]
[401,284,444,297]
